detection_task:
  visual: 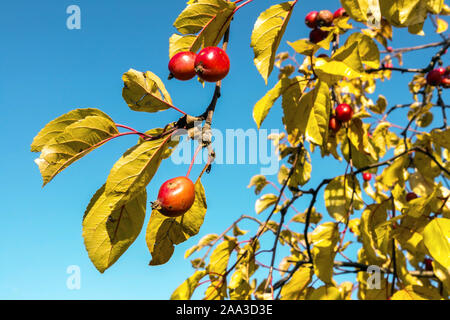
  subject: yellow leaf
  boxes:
[171,270,207,300]
[251,2,296,83]
[255,194,278,214]
[82,185,147,273]
[307,285,342,300]
[391,285,443,300]
[280,266,313,300]
[146,180,207,265]
[436,17,448,33]
[311,222,339,283]
[422,218,450,269]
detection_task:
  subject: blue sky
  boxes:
[0,0,448,299]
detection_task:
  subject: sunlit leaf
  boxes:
[422,218,450,269]
[171,270,207,300]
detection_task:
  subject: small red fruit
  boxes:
[154,176,195,217]
[305,11,319,28]
[406,192,418,202]
[384,62,393,69]
[362,172,372,182]
[387,46,393,52]
[168,51,197,81]
[309,29,329,44]
[424,258,433,271]
[195,47,230,82]
[333,8,347,20]
[316,10,334,27]
[329,116,342,133]
[442,77,450,88]
[426,67,446,86]
[335,103,354,122]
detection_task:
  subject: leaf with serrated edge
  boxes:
[34,115,119,186]
[146,180,207,266]
[82,185,147,273]
[251,2,296,84]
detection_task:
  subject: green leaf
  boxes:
[250,2,296,84]
[324,175,364,222]
[122,69,174,113]
[105,134,178,207]
[422,218,450,269]
[171,270,207,300]
[82,185,147,273]
[255,194,278,214]
[280,266,313,300]
[283,80,331,146]
[31,108,114,152]
[146,180,207,266]
[34,115,119,186]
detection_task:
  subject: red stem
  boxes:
[186,143,203,178]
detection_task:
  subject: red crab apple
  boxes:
[317,10,334,27]
[387,46,393,52]
[309,28,329,44]
[335,103,354,122]
[153,176,195,217]
[424,258,433,271]
[195,47,230,82]
[333,8,347,19]
[362,172,372,181]
[168,51,197,81]
[329,116,342,133]
[305,11,319,28]
[426,67,446,86]
[406,192,418,202]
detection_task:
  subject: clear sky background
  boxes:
[0,0,448,299]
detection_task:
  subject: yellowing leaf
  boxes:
[287,39,319,56]
[377,154,408,190]
[307,285,342,300]
[105,134,178,208]
[255,194,278,214]
[251,2,296,83]
[280,266,313,300]
[435,17,448,33]
[171,270,207,300]
[146,180,207,266]
[431,128,450,151]
[253,79,283,128]
[34,115,119,186]
[31,108,114,152]
[311,222,339,284]
[82,185,147,273]
[173,0,234,35]
[341,0,370,22]
[247,174,268,195]
[379,0,428,28]
[207,238,237,278]
[283,80,331,146]
[422,218,450,269]
[314,59,362,84]
[324,175,364,222]
[122,69,173,113]
[168,33,196,58]
[391,285,443,300]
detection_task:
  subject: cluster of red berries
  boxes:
[168,47,230,82]
[329,103,354,133]
[426,66,450,87]
[305,8,347,44]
